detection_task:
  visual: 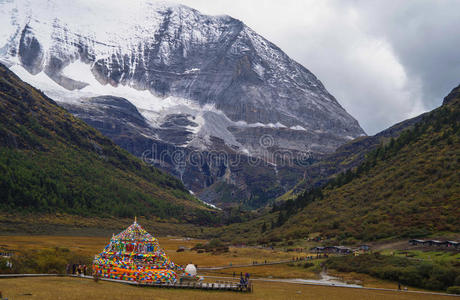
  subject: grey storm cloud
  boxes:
[177,0,460,134]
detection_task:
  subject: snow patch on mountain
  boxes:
[10,63,68,93]
[291,125,307,131]
[11,59,287,151]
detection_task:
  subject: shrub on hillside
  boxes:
[455,275,460,286]
[192,239,229,254]
[447,286,460,295]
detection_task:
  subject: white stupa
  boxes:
[185,264,197,276]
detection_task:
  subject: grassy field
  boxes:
[0,276,453,300]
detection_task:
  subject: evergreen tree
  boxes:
[261,222,267,233]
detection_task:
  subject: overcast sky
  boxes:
[176,0,460,134]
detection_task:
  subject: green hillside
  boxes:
[0,64,215,224]
[276,109,426,202]
[270,84,460,242]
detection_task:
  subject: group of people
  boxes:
[251,260,268,265]
[66,263,88,276]
[237,272,250,287]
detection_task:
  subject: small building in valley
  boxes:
[409,239,425,246]
[408,239,459,249]
[359,245,371,251]
[447,241,459,248]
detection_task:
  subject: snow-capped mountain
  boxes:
[0,0,364,155]
[0,0,365,207]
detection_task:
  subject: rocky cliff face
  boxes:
[0,0,365,207]
[61,95,307,208]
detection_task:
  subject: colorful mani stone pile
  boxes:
[93,219,182,283]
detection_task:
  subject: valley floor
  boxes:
[2,235,459,296]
